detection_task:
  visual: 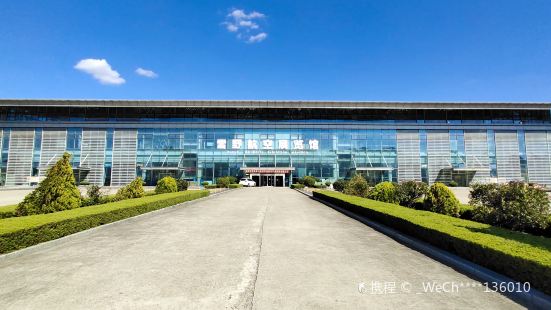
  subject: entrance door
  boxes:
[275,175,284,187]
[261,175,275,186]
[248,174,286,187]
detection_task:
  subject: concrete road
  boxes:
[0,187,159,206]
[0,188,521,309]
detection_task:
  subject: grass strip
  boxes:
[0,190,209,254]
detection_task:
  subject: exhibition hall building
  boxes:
[1,99,550,187]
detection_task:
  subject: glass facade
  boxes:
[1,102,551,187]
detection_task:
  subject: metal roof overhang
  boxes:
[354,167,394,171]
[1,99,551,110]
[73,167,91,171]
[452,167,491,172]
[136,166,182,170]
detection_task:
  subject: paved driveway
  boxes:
[0,188,521,309]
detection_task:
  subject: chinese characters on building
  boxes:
[216,139,319,151]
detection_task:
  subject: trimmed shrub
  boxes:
[424,182,460,217]
[177,179,189,191]
[368,182,397,203]
[82,185,103,206]
[16,152,82,216]
[325,180,332,187]
[312,190,551,296]
[470,181,551,232]
[449,180,458,187]
[291,183,305,189]
[332,179,347,192]
[228,184,243,188]
[201,181,209,186]
[204,184,218,189]
[0,190,209,254]
[116,177,145,200]
[527,216,551,237]
[155,176,178,194]
[459,204,474,220]
[343,174,369,198]
[396,180,428,208]
[0,205,17,219]
[300,176,317,187]
[216,176,232,188]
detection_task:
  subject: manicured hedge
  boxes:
[228,184,243,188]
[0,205,17,219]
[313,190,551,295]
[459,204,474,220]
[0,190,209,254]
[290,183,305,189]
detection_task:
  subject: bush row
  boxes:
[0,190,209,254]
[470,182,551,232]
[200,176,243,188]
[338,175,460,217]
[0,205,17,219]
[313,190,551,295]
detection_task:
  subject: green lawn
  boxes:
[313,190,551,295]
[0,190,209,253]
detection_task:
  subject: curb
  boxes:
[0,188,233,262]
[311,194,551,310]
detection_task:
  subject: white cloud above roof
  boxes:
[135,67,158,78]
[74,58,125,85]
[223,9,267,44]
[248,32,267,43]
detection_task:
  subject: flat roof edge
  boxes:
[0,99,550,110]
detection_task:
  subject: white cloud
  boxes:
[74,58,125,85]
[135,67,158,78]
[223,8,267,43]
[226,23,239,32]
[239,20,258,29]
[229,9,247,19]
[248,32,267,43]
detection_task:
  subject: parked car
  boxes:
[239,178,256,187]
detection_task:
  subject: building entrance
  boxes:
[241,167,295,187]
[251,174,285,187]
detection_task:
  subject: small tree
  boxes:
[344,174,369,198]
[177,179,189,191]
[424,182,460,217]
[368,182,397,203]
[216,176,231,188]
[396,180,428,208]
[116,177,145,200]
[301,176,317,187]
[83,184,103,206]
[471,181,551,231]
[155,176,178,194]
[16,152,82,215]
[332,179,347,192]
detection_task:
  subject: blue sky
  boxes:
[1,0,551,101]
